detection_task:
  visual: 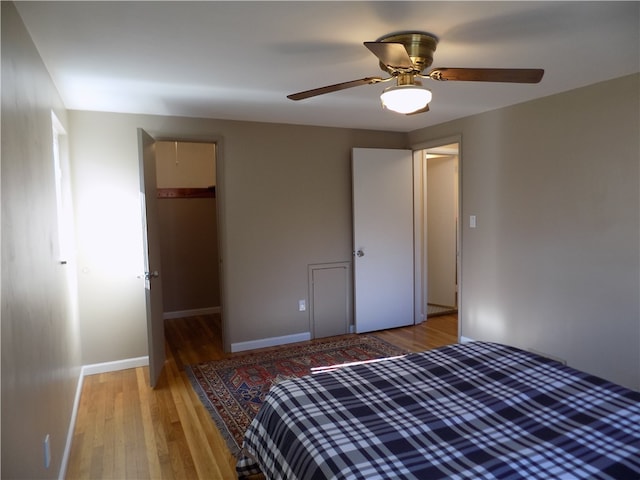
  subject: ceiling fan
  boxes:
[287,32,544,115]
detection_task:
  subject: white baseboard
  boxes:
[231,332,311,353]
[82,356,149,376]
[58,369,84,480]
[163,306,221,320]
[460,335,475,343]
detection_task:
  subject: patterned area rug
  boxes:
[186,335,406,457]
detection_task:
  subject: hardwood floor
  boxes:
[65,314,458,479]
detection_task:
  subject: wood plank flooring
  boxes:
[65,314,457,479]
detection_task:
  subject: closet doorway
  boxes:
[155,141,222,321]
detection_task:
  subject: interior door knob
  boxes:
[356,249,365,257]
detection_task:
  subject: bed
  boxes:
[235,341,640,479]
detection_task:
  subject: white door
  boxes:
[138,128,165,387]
[352,148,414,333]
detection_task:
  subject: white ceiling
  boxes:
[15,1,640,133]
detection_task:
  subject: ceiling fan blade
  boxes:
[429,68,544,83]
[364,42,413,69]
[406,104,430,116]
[287,77,385,101]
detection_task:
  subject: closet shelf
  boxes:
[157,187,215,199]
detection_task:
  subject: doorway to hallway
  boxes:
[414,140,460,323]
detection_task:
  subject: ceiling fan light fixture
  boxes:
[380,84,432,114]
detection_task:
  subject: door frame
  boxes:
[412,135,462,337]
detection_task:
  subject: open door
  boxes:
[138,128,165,387]
[352,148,414,333]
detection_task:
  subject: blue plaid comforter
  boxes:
[236,342,640,479]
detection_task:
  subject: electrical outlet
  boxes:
[298,299,306,312]
[43,434,51,469]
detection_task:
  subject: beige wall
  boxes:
[156,141,215,188]
[69,111,408,363]
[158,198,219,312]
[1,3,83,477]
[410,74,640,389]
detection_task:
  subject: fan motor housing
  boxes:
[377,32,438,74]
